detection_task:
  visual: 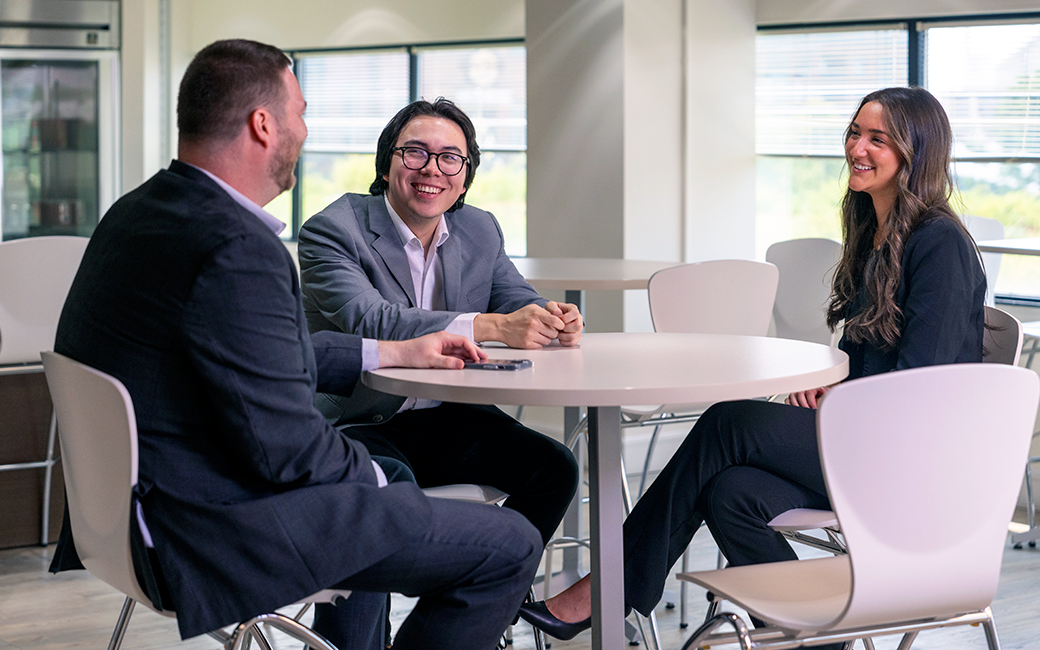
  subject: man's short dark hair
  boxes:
[370,98,481,212]
[177,39,291,144]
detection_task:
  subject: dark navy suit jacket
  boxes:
[51,162,432,638]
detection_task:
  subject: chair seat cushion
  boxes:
[678,555,851,631]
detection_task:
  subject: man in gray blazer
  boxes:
[299,98,580,533]
[300,98,582,646]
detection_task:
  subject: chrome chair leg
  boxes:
[637,421,665,497]
[679,546,689,628]
[681,612,752,650]
[895,630,919,650]
[41,409,59,546]
[106,597,136,650]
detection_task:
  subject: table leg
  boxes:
[588,405,625,650]
[561,288,586,579]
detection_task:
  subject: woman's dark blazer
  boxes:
[840,213,987,380]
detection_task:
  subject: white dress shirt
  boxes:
[384,195,479,412]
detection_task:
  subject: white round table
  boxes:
[365,332,849,650]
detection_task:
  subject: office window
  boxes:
[926,22,1040,296]
[757,18,1040,297]
[755,28,908,255]
[286,43,527,256]
[417,47,527,254]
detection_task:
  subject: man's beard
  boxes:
[269,134,300,194]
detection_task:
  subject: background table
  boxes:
[975,238,1040,256]
[510,257,681,298]
[365,332,849,650]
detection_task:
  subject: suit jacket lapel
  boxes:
[367,198,418,307]
[440,219,463,310]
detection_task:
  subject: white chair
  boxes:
[961,215,1005,307]
[677,362,1040,650]
[41,351,350,650]
[630,259,780,495]
[765,306,1025,553]
[0,235,89,545]
[766,238,841,345]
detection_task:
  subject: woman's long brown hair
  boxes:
[826,87,971,349]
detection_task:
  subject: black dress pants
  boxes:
[321,402,578,650]
[312,498,542,650]
[344,402,579,545]
[622,399,844,649]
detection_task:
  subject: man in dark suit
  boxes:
[49,39,542,650]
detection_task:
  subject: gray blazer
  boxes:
[299,193,546,424]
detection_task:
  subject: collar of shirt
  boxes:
[185,162,287,236]
[383,194,450,254]
[383,194,450,312]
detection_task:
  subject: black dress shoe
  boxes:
[517,601,591,640]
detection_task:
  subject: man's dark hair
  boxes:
[369,98,481,212]
[177,39,291,144]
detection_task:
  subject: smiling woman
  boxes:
[845,101,901,225]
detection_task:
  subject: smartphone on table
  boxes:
[463,359,533,371]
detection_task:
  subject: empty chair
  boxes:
[766,238,841,345]
[42,351,349,650]
[678,363,1039,650]
[631,259,780,494]
[0,235,89,545]
[961,215,1004,307]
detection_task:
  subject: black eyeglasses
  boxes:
[392,146,468,176]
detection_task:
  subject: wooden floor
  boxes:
[2,515,1039,650]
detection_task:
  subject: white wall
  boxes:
[526,0,756,332]
[174,0,524,52]
[120,0,163,192]
[759,0,1040,24]
[685,0,756,263]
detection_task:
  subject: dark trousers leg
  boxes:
[313,591,387,650]
[700,465,830,567]
[345,403,579,545]
[312,498,542,650]
[622,399,823,615]
[314,456,416,650]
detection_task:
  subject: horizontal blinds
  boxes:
[416,46,526,151]
[297,51,409,153]
[757,29,908,156]
[927,23,1040,158]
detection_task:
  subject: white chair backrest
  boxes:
[818,363,1039,630]
[41,351,153,606]
[647,260,779,336]
[0,236,89,365]
[983,305,1023,366]
[766,238,841,345]
[961,215,1003,307]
